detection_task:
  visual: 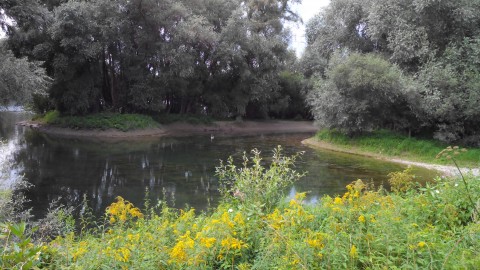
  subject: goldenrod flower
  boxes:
[334,197,343,205]
[358,215,366,223]
[350,245,358,258]
[221,236,247,250]
[200,237,216,248]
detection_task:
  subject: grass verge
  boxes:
[314,129,480,167]
[38,111,160,132]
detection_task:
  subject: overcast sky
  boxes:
[289,0,330,56]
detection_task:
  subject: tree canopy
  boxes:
[1,0,307,119]
[0,41,50,108]
[304,0,480,143]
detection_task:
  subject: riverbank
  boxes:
[18,120,318,139]
[302,137,480,177]
[6,150,479,269]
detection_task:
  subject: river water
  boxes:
[0,111,437,217]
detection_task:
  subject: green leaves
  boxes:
[308,53,408,135]
[216,146,305,212]
[0,42,50,108]
[0,222,43,270]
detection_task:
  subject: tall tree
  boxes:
[0,41,50,107]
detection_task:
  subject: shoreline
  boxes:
[18,120,318,139]
[302,138,480,177]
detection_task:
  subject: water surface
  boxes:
[0,111,438,217]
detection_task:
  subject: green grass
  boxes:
[315,129,480,167]
[39,111,160,132]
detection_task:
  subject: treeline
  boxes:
[1,0,308,119]
[302,0,480,144]
[4,0,480,142]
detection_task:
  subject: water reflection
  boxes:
[0,112,438,218]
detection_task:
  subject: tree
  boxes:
[0,41,50,107]
[308,53,410,134]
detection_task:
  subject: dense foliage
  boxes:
[1,0,308,119]
[2,149,479,269]
[304,0,480,143]
[0,41,51,108]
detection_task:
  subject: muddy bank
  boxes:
[18,120,318,139]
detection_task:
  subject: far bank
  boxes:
[19,119,318,139]
[302,130,480,177]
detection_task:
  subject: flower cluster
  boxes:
[105,196,144,224]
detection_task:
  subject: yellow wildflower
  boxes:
[295,192,307,201]
[72,247,87,262]
[200,237,216,248]
[234,212,245,226]
[170,241,188,262]
[306,239,324,249]
[358,215,366,223]
[417,241,426,249]
[290,257,300,266]
[105,196,143,224]
[221,236,247,250]
[334,197,343,205]
[266,209,283,230]
[221,212,235,228]
[350,245,358,258]
[114,247,131,262]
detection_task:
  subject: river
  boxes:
[0,111,437,218]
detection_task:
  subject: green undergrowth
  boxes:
[38,111,160,131]
[315,129,480,167]
[2,148,480,269]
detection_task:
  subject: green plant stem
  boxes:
[452,158,479,218]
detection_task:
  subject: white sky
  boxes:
[289,0,331,57]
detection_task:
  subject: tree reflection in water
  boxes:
[1,112,436,220]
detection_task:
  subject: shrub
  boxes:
[308,53,413,135]
[216,146,305,212]
[388,166,416,194]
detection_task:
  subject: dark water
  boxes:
[0,111,438,217]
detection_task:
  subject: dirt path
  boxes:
[302,138,480,177]
[18,120,318,139]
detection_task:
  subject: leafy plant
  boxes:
[388,166,416,194]
[216,146,305,211]
[436,146,480,220]
[0,222,42,269]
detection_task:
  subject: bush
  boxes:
[308,53,413,135]
[216,146,305,212]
